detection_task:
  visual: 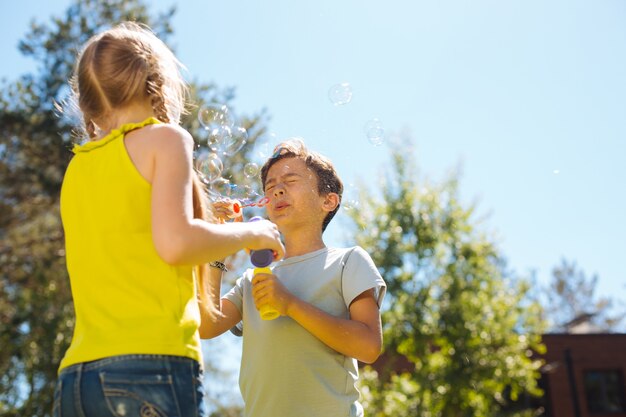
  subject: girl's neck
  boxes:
[94,102,156,140]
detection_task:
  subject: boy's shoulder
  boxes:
[328,245,373,261]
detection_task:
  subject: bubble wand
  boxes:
[224,197,270,219]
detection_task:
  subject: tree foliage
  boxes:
[0,1,264,415]
[348,140,547,417]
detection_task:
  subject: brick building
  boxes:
[540,333,626,417]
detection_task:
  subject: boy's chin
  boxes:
[269,216,294,233]
[267,214,286,227]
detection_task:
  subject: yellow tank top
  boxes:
[59,118,202,371]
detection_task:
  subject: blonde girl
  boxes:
[54,22,284,417]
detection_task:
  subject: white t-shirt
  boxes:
[223,246,386,417]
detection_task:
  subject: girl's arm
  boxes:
[148,124,284,265]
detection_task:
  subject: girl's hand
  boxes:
[246,219,285,262]
[212,199,243,223]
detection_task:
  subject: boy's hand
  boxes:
[251,272,294,316]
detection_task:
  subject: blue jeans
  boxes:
[53,355,207,417]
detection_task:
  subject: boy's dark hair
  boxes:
[260,138,343,232]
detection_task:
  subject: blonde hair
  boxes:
[71,21,187,137]
[260,138,344,232]
[71,22,220,319]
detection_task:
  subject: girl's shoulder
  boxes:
[140,122,193,142]
[131,122,195,152]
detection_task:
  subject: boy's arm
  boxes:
[291,289,382,364]
[252,274,382,363]
[198,266,242,339]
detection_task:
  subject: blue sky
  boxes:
[2,1,625,307]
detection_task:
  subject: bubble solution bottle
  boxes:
[249,216,280,320]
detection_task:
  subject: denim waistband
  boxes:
[59,354,200,375]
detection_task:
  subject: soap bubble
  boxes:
[198,104,234,133]
[205,127,226,152]
[343,198,360,211]
[364,118,385,146]
[244,162,259,178]
[328,82,353,106]
[196,152,223,182]
[342,186,360,211]
[244,185,262,201]
[254,131,277,161]
[221,126,248,156]
[232,182,262,204]
[209,177,233,199]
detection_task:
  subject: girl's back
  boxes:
[60,117,202,371]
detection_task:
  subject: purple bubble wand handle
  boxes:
[249,216,274,267]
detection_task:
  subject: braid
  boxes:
[85,118,97,139]
[146,63,170,124]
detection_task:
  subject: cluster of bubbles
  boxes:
[198,104,247,157]
[193,78,387,215]
[195,104,268,206]
[202,172,268,210]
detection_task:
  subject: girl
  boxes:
[54,22,283,417]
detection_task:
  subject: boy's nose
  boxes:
[273,188,285,197]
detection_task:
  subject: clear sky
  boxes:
[2,1,625,306]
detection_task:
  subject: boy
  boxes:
[202,139,386,417]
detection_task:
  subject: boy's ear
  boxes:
[322,192,340,212]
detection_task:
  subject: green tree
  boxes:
[544,259,625,332]
[0,1,264,415]
[347,139,546,417]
